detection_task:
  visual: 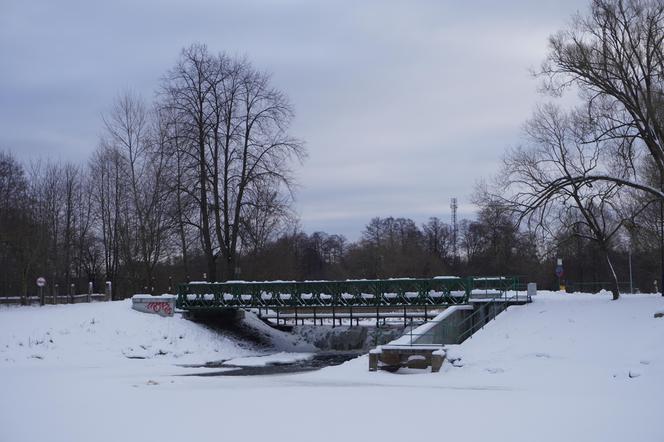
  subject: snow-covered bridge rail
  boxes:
[175,276,519,312]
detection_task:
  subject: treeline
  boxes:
[5,0,664,301]
[0,145,551,299]
[1,132,656,300]
[1,44,304,299]
[239,205,659,293]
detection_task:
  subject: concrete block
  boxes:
[406,355,428,369]
[132,294,176,317]
[369,352,379,371]
[431,353,445,373]
[379,351,402,367]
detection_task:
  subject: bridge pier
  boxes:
[369,346,445,372]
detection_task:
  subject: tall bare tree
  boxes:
[90,143,126,294]
[161,44,219,281]
[540,0,664,196]
[160,44,304,281]
[0,151,39,302]
[499,105,653,298]
[100,92,174,292]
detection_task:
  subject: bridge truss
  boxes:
[175,276,518,312]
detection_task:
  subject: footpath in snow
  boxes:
[1,292,663,442]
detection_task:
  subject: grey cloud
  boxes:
[1,0,588,239]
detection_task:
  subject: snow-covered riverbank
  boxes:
[0,299,313,368]
[1,292,663,442]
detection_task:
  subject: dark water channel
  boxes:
[183,351,363,376]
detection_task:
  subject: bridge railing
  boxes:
[470,276,519,296]
[175,276,519,311]
[398,278,525,346]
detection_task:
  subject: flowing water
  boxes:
[183,351,363,376]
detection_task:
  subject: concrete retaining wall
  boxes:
[131,294,176,317]
[370,301,512,372]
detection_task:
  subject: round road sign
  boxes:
[36,277,46,287]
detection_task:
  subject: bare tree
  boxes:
[499,105,652,298]
[89,143,126,295]
[422,217,453,266]
[0,151,39,302]
[60,164,80,292]
[99,92,174,292]
[225,70,303,279]
[540,0,664,196]
[72,170,97,288]
[160,44,304,281]
[161,44,220,281]
[240,182,294,255]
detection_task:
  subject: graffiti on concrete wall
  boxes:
[145,301,173,316]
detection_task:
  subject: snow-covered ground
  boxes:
[1,292,663,442]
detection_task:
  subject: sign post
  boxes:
[36,277,46,306]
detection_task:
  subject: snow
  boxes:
[0,300,252,366]
[1,292,664,442]
[442,292,664,390]
[132,294,176,301]
[378,344,443,350]
[0,300,310,367]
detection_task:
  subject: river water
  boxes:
[185,351,363,376]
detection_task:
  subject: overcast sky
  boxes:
[0,0,587,240]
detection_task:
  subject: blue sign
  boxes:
[555,265,564,278]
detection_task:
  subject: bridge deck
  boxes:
[176,276,520,311]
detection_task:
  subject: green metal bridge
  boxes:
[175,276,519,312]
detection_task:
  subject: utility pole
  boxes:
[451,197,458,269]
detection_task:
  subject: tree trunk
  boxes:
[225,255,236,280]
[198,138,216,282]
[602,246,620,301]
